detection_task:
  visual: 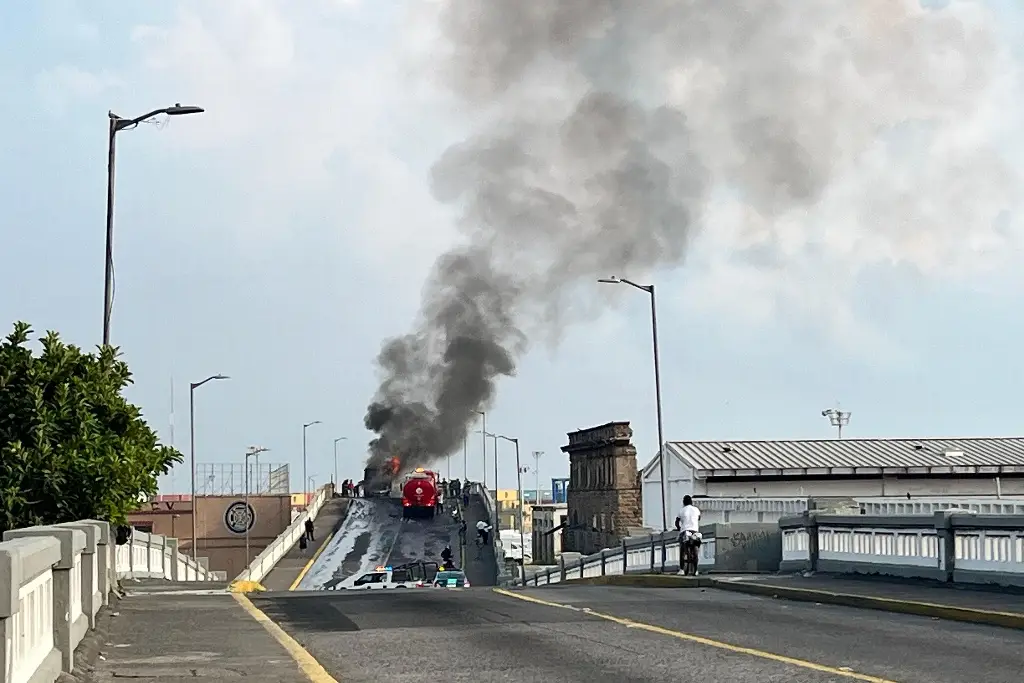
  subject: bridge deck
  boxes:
[261,496,351,591]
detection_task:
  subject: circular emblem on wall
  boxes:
[224,501,255,534]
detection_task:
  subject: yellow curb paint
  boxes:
[229,580,266,593]
[233,592,339,683]
[492,588,899,683]
[289,530,336,591]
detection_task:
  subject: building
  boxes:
[640,437,1024,528]
[561,421,643,555]
[531,503,568,565]
[128,493,295,577]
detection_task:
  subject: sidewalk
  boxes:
[86,581,308,681]
[261,497,350,591]
[460,495,498,587]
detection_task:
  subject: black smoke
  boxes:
[365,0,1001,471]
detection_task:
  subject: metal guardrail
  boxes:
[517,529,716,586]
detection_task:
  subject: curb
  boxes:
[557,574,716,588]
[708,579,1024,631]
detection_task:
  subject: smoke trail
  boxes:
[365,0,1004,470]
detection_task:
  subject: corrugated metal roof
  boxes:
[662,437,1024,477]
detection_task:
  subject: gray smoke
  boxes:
[365,0,1001,470]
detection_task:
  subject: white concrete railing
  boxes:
[779,511,1024,587]
[856,496,1024,516]
[0,519,220,683]
[114,528,222,582]
[520,530,717,586]
[233,484,332,584]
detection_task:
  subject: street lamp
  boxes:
[531,451,544,504]
[333,437,347,487]
[476,430,500,527]
[302,421,321,506]
[244,446,270,571]
[103,104,205,347]
[474,410,487,487]
[496,435,526,585]
[599,275,669,531]
[189,374,229,559]
[822,407,851,439]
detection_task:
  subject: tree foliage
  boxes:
[0,322,182,531]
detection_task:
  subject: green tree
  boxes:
[0,322,182,531]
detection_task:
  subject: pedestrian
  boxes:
[462,491,470,508]
[304,517,315,542]
[298,533,308,552]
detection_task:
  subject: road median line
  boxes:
[492,587,897,682]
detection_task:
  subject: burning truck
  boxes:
[362,456,401,498]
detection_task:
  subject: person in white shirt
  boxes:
[475,519,492,545]
[675,495,702,575]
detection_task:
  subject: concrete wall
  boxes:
[705,522,782,572]
[128,494,293,576]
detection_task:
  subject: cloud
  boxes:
[35,65,121,116]
[76,0,1024,355]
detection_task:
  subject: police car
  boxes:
[331,561,439,590]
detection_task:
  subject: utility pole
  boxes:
[463,435,468,480]
[474,410,487,487]
[821,405,851,439]
[532,451,543,503]
[244,446,270,573]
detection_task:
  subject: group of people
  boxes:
[338,479,362,497]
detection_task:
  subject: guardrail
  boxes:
[519,529,717,586]
[233,484,333,584]
[0,518,219,683]
[779,510,1024,587]
[470,483,512,584]
[114,528,223,582]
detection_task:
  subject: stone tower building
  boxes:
[561,421,643,555]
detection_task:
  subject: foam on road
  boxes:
[250,585,1024,682]
[297,497,456,590]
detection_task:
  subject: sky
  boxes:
[2,0,1024,496]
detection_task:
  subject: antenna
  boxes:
[821,403,851,439]
[169,377,176,492]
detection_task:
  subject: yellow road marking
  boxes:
[493,588,900,683]
[233,592,339,683]
[289,530,336,591]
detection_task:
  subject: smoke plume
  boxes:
[365,0,1005,470]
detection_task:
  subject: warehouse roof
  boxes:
[644,437,1024,479]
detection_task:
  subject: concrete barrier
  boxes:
[0,519,218,683]
[231,484,333,587]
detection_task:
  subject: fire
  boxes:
[386,457,400,475]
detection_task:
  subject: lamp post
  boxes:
[476,430,500,529]
[531,451,544,504]
[189,374,229,559]
[474,410,487,487]
[496,435,526,585]
[822,407,851,439]
[103,104,204,347]
[302,421,321,506]
[333,437,347,487]
[244,446,269,571]
[463,435,468,480]
[599,275,669,531]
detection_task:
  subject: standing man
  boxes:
[304,517,315,542]
[674,495,702,575]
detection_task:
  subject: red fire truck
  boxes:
[401,468,439,519]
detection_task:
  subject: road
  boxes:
[297,497,458,590]
[251,585,1024,682]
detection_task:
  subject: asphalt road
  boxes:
[251,584,1024,682]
